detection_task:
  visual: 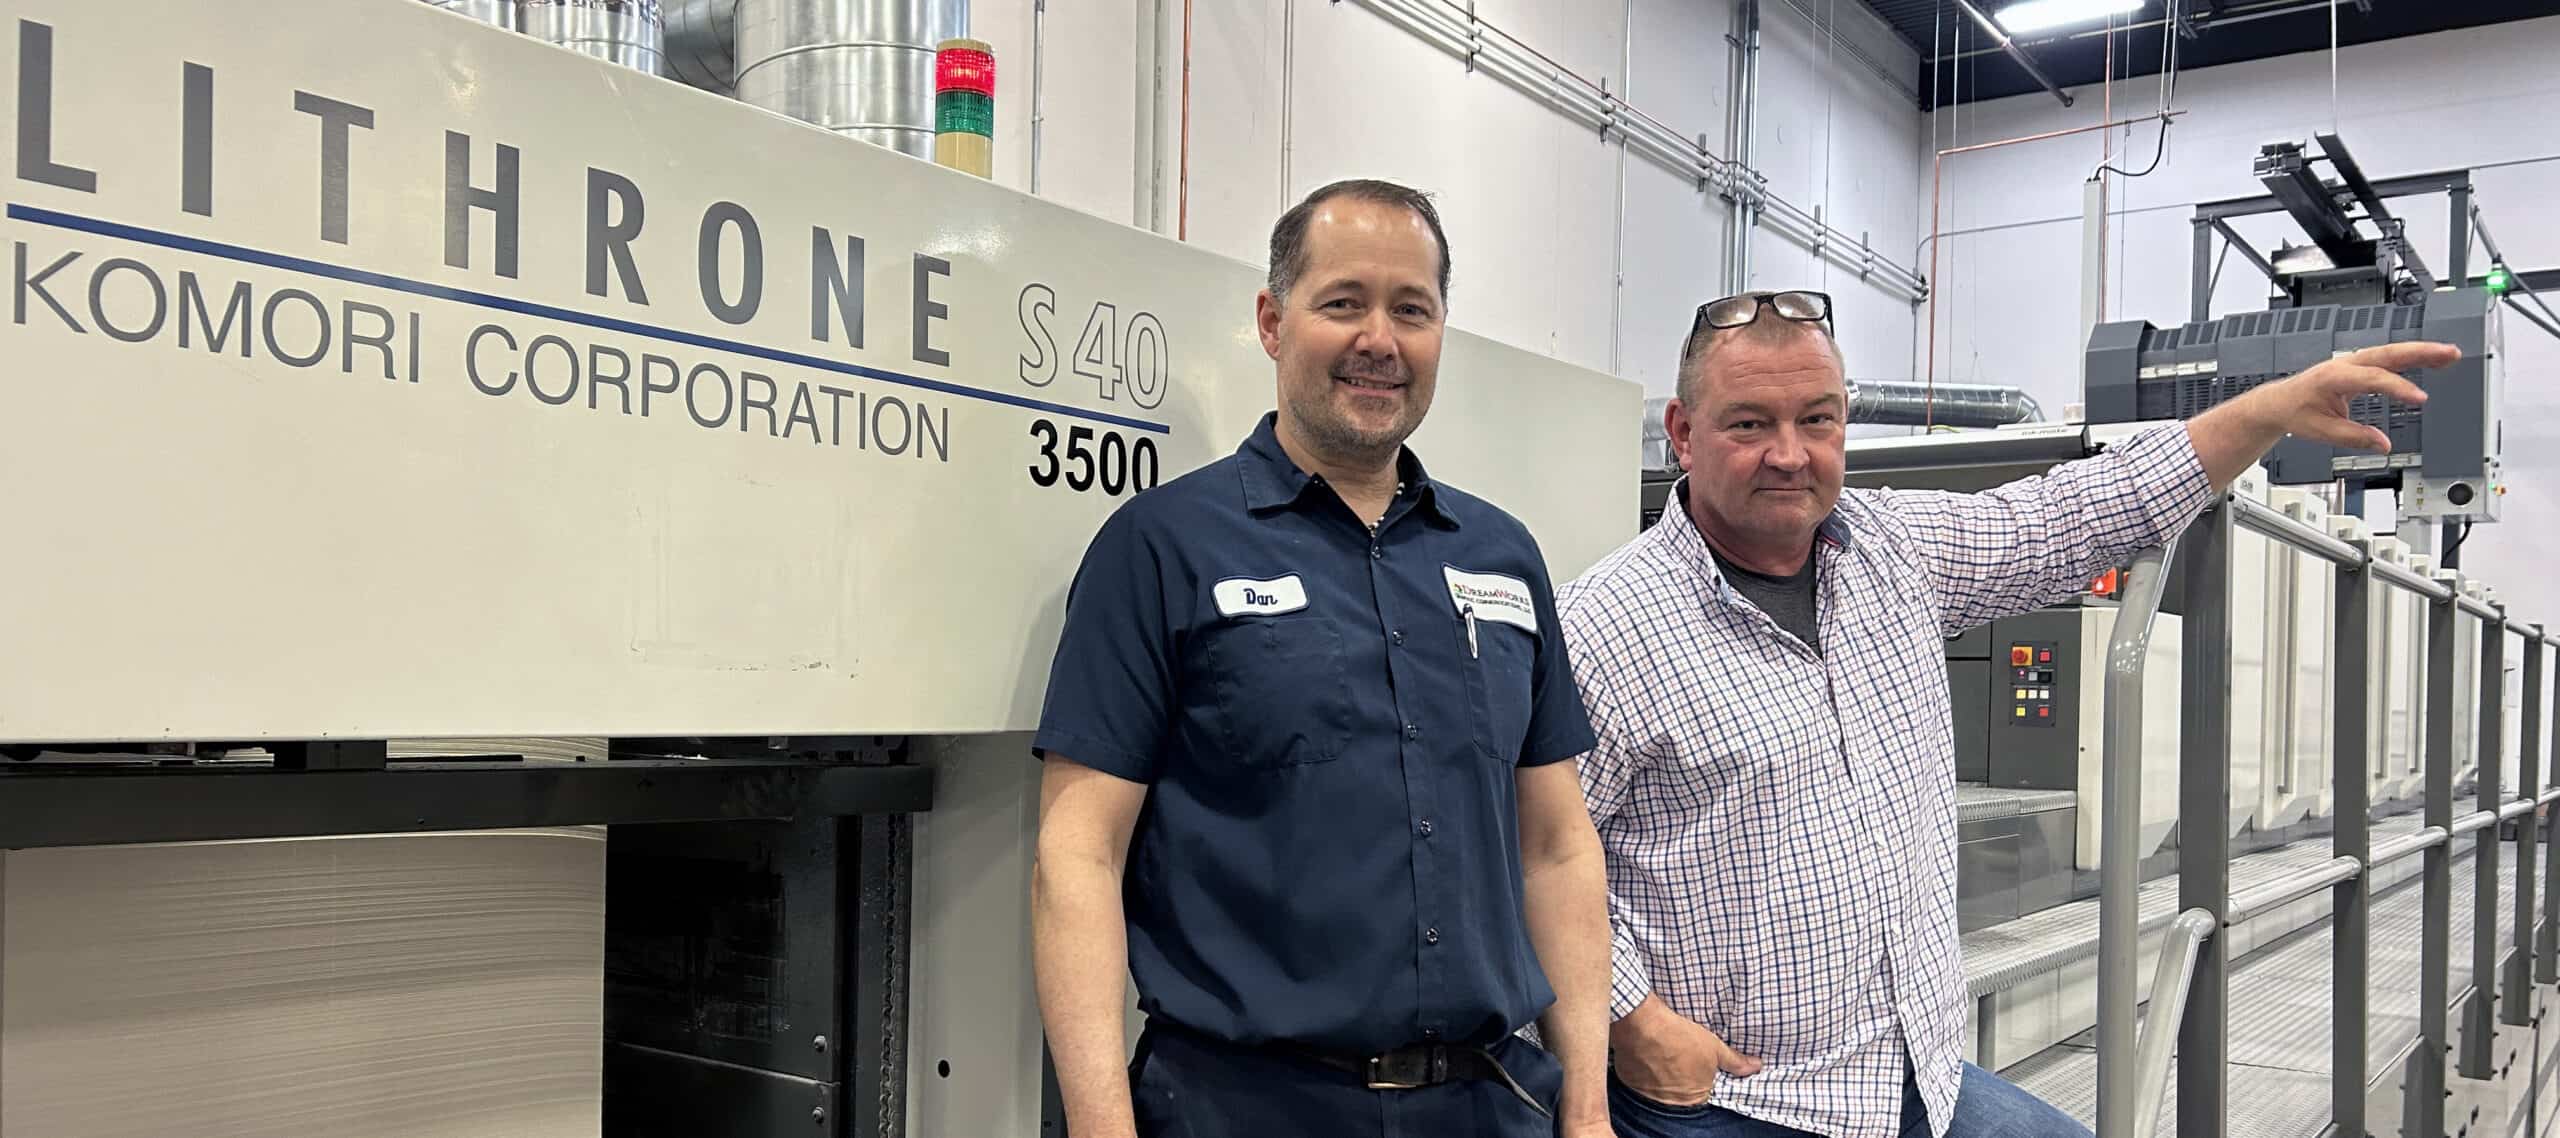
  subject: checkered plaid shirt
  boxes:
[1556,426,2211,1138]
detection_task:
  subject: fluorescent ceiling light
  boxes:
[1993,0,2143,36]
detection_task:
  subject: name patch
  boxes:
[1444,566,1538,634]
[1213,575,1309,618]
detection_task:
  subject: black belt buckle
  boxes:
[1363,1046,1446,1090]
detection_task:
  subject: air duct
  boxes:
[521,0,667,75]
[1847,381,2044,428]
[421,0,519,30]
[665,0,739,95]
[738,0,970,159]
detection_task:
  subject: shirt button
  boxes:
[1423,1028,1440,1040]
[1424,928,1441,945]
[1370,546,1383,560]
[1391,629,1405,645]
[1404,724,1420,740]
[1417,819,1434,837]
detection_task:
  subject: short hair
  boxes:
[1675,314,1845,410]
[1267,179,1451,303]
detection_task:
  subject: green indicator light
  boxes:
[2486,264,2514,295]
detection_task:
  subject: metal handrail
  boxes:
[2098,541,2178,1138]
[2374,557,2455,602]
[2458,594,2502,622]
[2226,857,2363,923]
[2229,495,2362,566]
[2503,798,2539,822]
[2133,909,2221,1138]
[2452,809,2501,839]
[2372,826,2452,869]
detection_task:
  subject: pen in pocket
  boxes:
[1462,604,1479,659]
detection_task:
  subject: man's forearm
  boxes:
[1525,842,1614,1129]
[2185,385,2290,491]
[1032,855,1139,1138]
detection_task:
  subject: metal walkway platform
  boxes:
[1956,783,2078,825]
[1961,811,2434,998]
[1998,841,2517,1136]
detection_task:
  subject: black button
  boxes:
[1391,629,1406,645]
[1424,928,1440,945]
[1417,819,1434,837]
[1404,724,1420,740]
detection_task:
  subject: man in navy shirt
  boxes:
[1030,179,1614,1138]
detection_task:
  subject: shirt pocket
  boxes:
[1457,613,1538,765]
[1198,614,1355,769]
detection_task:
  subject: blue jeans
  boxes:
[1607,1062,2091,1138]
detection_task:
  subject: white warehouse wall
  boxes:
[964,0,1930,407]
[1921,15,2560,618]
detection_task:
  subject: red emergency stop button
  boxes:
[2010,646,2033,666]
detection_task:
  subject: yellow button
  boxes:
[2014,688,2026,699]
[2015,707,2027,718]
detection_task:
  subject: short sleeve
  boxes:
[1031,510,1178,783]
[1515,551,1600,767]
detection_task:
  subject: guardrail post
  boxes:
[2335,538,2374,1136]
[2464,606,2505,1077]
[2509,624,2541,1026]
[2543,631,2560,987]
[2416,587,2457,1138]
[2177,501,2232,1138]
[2098,541,2177,1138]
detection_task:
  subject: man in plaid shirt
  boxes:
[1558,289,2450,1138]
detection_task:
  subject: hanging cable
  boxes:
[2096,119,2173,179]
[2096,5,2179,180]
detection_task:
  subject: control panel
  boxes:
[2008,641,2060,726]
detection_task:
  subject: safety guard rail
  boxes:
[2088,492,2560,1138]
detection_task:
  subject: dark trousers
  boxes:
[1129,1022,1565,1138]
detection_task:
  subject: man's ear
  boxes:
[1255,289,1283,361]
[1666,398,1696,472]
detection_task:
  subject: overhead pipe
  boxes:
[1847,380,2041,428]
[738,0,971,159]
[665,0,740,95]
[421,0,519,30]
[1726,0,1762,293]
[1951,0,2074,107]
[521,0,667,74]
[1178,0,1193,239]
[1031,0,1048,192]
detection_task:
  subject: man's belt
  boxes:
[1273,1040,1553,1119]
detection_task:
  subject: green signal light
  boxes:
[2486,264,2514,295]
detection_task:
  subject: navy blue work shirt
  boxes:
[1034,412,1597,1056]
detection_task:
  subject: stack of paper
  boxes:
[2,829,605,1138]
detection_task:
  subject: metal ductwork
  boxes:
[421,0,520,30]
[521,0,667,75]
[1847,381,2043,429]
[738,0,969,159]
[664,0,739,95]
